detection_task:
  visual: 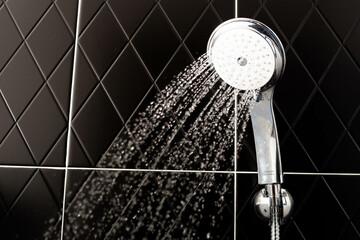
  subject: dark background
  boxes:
[1,0,360,239]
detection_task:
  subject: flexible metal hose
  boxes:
[270,207,280,240]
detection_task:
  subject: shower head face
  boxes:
[207,18,285,91]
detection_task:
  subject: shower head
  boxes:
[207,18,285,91]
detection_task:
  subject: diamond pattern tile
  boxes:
[266,0,312,39]
[0,5,22,71]
[41,130,67,166]
[293,9,340,81]
[71,47,98,116]
[132,5,180,78]
[78,0,104,33]
[0,127,35,165]
[18,86,67,164]
[185,7,222,58]
[237,0,261,18]
[55,0,78,34]
[0,168,34,206]
[325,133,360,173]
[6,0,52,37]
[350,112,360,147]
[0,94,14,142]
[0,44,43,119]
[72,86,122,165]
[212,0,236,20]
[294,177,349,239]
[318,0,360,41]
[48,47,74,117]
[294,91,344,170]
[274,49,315,125]
[108,0,155,37]
[346,19,360,66]
[79,4,127,78]
[321,49,360,124]
[160,0,208,37]
[102,44,152,121]
[0,170,63,239]
[27,5,73,78]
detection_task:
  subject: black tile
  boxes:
[79,4,127,78]
[212,0,236,20]
[325,133,360,173]
[0,127,35,165]
[185,7,221,58]
[0,44,43,119]
[281,133,317,172]
[339,223,360,240]
[0,168,34,207]
[0,95,13,142]
[18,86,67,164]
[72,48,98,116]
[102,45,152,121]
[321,49,360,124]
[41,130,67,166]
[254,8,287,49]
[48,47,74,117]
[354,211,360,237]
[68,130,93,167]
[65,169,91,204]
[6,0,51,37]
[0,5,22,71]
[282,175,317,212]
[27,5,73,78]
[237,0,261,18]
[325,176,360,218]
[156,46,193,91]
[274,106,289,140]
[294,177,349,239]
[72,86,122,164]
[0,170,62,239]
[41,169,64,206]
[160,0,208,37]
[351,112,360,147]
[318,0,360,41]
[55,0,78,34]
[346,20,360,67]
[294,91,344,169]
[133,6,180,78]
[274,50,315,124]
[281,221,305,240]
[108,0,155,37]
[293,10,340,81]
[266,0,312,39]
[78,0,103,33]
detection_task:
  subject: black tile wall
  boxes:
[1,0,360,239]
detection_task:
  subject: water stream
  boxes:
[45,54,258,239]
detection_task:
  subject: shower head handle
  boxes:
[250,86,283,185]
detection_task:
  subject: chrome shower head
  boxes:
[207,18,285,91]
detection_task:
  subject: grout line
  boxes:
[235,0,238,18]
[1,164,360,176]
[234,89,238,240]
[61,0,83,238]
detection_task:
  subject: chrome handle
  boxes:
[250,86,283,185]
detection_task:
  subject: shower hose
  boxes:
[270,206,280,240]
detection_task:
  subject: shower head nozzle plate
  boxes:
[207,18,285,91]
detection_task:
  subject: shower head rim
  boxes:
[207,17,286,91]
